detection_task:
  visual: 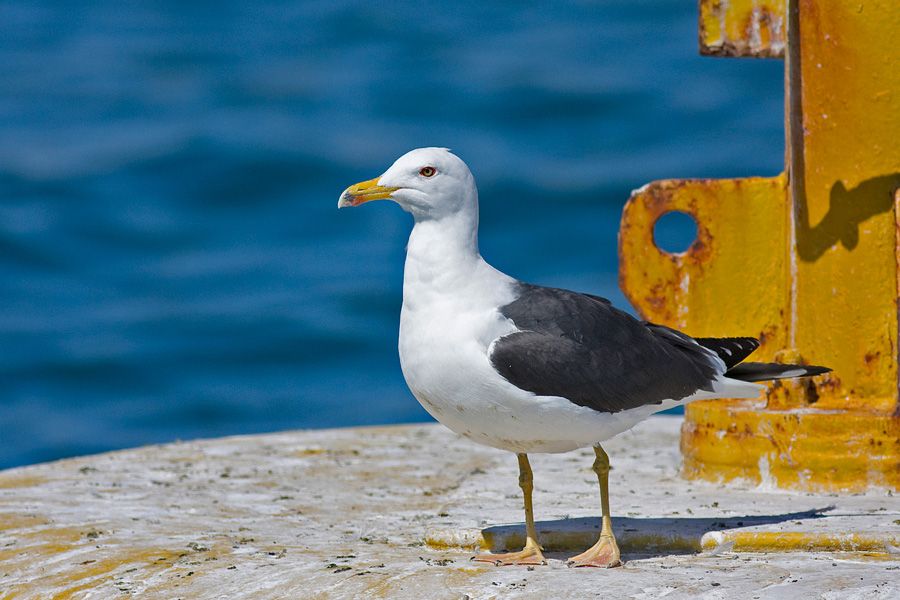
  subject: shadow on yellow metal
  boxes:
[619,0,900,492]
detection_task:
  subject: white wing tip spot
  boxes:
[781,369,807,378]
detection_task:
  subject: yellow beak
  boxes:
[338,177,399,208]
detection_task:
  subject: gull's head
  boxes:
[338,147,475,220]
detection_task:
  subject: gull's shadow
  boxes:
[480,506,834,558]
[796,173,900,262]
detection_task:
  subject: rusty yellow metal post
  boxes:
[619,0,899,492]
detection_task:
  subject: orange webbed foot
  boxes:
[567,534,622,568]
[472,543,546,566]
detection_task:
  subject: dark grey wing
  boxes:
[489,284,721,413]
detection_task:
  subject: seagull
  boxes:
[338,147,830,567]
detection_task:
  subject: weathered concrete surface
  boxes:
[0,416,897,599]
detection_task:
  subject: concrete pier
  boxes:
[1,417,897,598]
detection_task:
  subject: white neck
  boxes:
[403,207,482,299]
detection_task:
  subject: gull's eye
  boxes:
[419,166,436,178]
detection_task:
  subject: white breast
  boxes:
[398,255,517,418]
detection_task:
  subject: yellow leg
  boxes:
[472,453,547,566]
[567,445,622,568]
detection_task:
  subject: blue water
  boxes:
[0,1,784,468]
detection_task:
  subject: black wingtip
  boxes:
[693,336,761,369]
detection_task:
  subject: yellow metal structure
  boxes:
[619,0,900,492]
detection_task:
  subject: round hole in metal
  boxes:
[653,210,698,254]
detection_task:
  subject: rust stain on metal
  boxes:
[699,0,787,58]
[620,175,788,351]
[682,399,899,491]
